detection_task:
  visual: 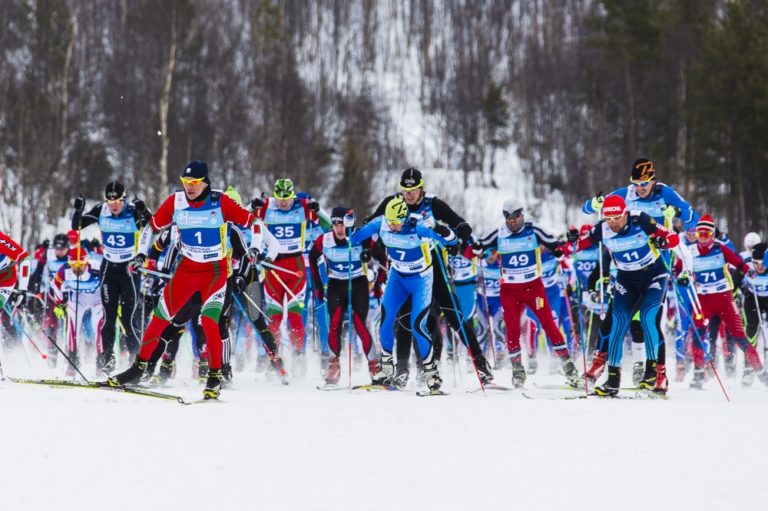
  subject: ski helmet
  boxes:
[744,232,761,252]
[631,158,655,182]
[400,167,424,190]
[385,197,408,224]
[502,199,524,219]
[273,178,295,200]
[752,242,766,263]
[105,182,125,201]
[602,195,627,218]
[181,160,208,180]
[331,206,349,224]
[53,233,69,249]
[224,186,242,206]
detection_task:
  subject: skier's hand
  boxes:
[73,196,86,212]
[663,205,681,220]
[552,246,565,260]
[9,290,26,308]
[54,302,67,320]
[676,273,690,287]
[566,227,579,243]
[133,199,147,215]
[42,239,50,250]
[128,254,147,273]
[592,275,609,293]
[306,198,320,212]
[250,197,265,211]
[360,248,372,263]
[433,223,451,238]
[234,275,248,294]
[446,242,460,256]
[471,240,484,257]
[590,194,604,211]
[343,210,356,228]
[651,236,668,249]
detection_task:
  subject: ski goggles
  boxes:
[630,179,653,188]
[68,259,88,269]
[400,179,424,192]
[696,229,714,240]
[106,196,125,205]
[604,213,625,223]
[502,209,523,220]
[273,191,295,200]
[180,176,206,186]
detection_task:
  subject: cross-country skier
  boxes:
[351,196,458,394]
[309,206,385,385]
[107,161,257,399]
[0,230,30,312]
[71,182,153,373]
[477,199,580,388]
[568,194,679,395]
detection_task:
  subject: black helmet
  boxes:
[53,233,69,249]
[105,181,126,201]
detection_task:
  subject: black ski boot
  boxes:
[140,361,157,383]
[510,357,526,388]
[561,357,580,388]
[594,366,621,396]
[203,370,223,399]
[151,359,175,385]
[372,354,394,385]
[392,358,409,389]
[198,357,209,383]
[221,363,233,387]
[106,360,148,387]
[474,355,494,384]
[97,351,116,375]
[638,360,657,390]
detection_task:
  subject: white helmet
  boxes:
[744,232,761,251]
[502,198,524,217]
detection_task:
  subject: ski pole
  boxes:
[231,294,286,377]
[269,268,302,306]
[568,246,589,397]
[435,242,485,393]
[260,260,303,277]
[137,267,171,280]
[3,304,48,361]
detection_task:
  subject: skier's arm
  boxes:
[721,244,750,274]
[478,229,499,252]
[574,222,604,252]
[308,237,325,292]
[71,203,101,230]
[532,224,561,252]
[430,198,472,244]
[350,217,382,245]
[416,223,457,246]
[221,194,255,228]
[660,185,699,231]
[639,213,679,249]
[364,195,396,224]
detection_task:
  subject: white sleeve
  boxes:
[137,224,154,257]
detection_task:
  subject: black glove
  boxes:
[360,248,372,263]
[446,242,460,256]
[651,236,668,249]
[73,196,85,212]
[306,198,320,212]
[9,290,26,308]
[128,254,146,273]
[133,199,147,215]
[234,275,248,294]
[552,246,564,259]
[42,239,50,250]
[566,227,579,243]
[471,240,484,257]
[433,223,451,238]
[676,274,690,287]
[250,197,265,211]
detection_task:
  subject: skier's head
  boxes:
[105,181,126,214]
[602,195,628,232]
[696,214,716,248]
[752,242,766,272]
[630,158,656,199]
[68,247,88,275]
[502,198,524,232]
[400,167,424,205]
[331,206,351,237]
[579,224,593,237]
[744,232,761,252]
[273,178,295,210]
[180,160,209,200]
[67,230,79,249]
[385,196,409,231]
[53,233,69,258]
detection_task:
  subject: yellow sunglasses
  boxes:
[180,176,205,186]
[400,179,424,192]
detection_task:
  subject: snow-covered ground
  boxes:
[2,345,766,511]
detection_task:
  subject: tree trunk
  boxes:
[157,0,178,203]
[621,44,636,166]
[674,62,687,193]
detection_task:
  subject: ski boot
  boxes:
[474,355,494,384]
[140,361,157,383]
[584,350,607,381]
[638,360,657,390]
[527,357,538,375]
[151,359,175,385]
[594,366,621,396]
[632,362,645,387]
[561,357,580,388]
[653,363,668,394]
[742,366,756,387]
[64,351,79,378]
[423,360,443,393]
[97,351,116,375]
[221,363,233,388]
[106,360,148,387]
[203,370,223,399]
[197,358,209,383]
[510,358,526,388]
[324,356,341,385]
[392,359,409,389]
[372,354,394,385]
[690,367,706,389]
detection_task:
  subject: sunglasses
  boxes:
[106,197,124,205]
[180,176,205,186]
[68,260,88,268]
[604,214,625,223]
[696,230,714,239]
[503,210,523,220]
[630,179,653,188]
